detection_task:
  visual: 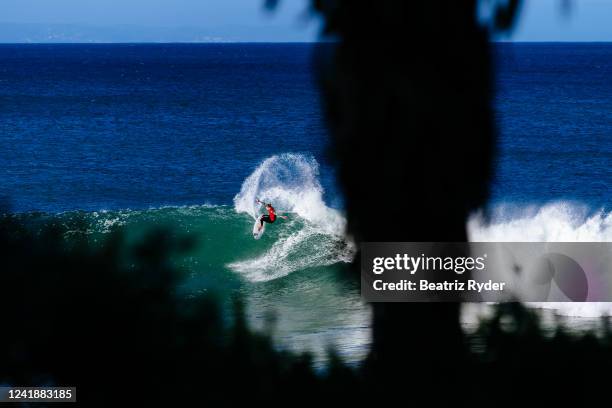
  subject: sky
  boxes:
[0,0,611,42]
[0,0,319,42]
[506,0,612,41]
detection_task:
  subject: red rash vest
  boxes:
[267,206,276,222]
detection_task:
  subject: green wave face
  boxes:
[67,204,355,283]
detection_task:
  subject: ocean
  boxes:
[0,43,610,365]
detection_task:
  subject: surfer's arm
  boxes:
[256,198,272,206]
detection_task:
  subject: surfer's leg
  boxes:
[259,215,271,231]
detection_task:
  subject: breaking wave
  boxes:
[229,153,354,282]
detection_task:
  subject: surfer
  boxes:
[256,198,288,232]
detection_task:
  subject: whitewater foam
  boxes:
[467,201,612,317]
[468,202,611,242]
[233,153,346,234]
[227,221,352,282]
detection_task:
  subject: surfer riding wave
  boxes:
[256,198,288,232]
[230,153,354,281]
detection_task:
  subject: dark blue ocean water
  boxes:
[0,44,336,212]
[493,43,611,209]
[1,43,610,213]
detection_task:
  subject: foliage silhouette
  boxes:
[2,216,612,405]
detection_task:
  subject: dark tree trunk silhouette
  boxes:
[313,0,521,402]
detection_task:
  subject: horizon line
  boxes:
[1,40,612,45]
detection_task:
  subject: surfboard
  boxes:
[253,216,265,240]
